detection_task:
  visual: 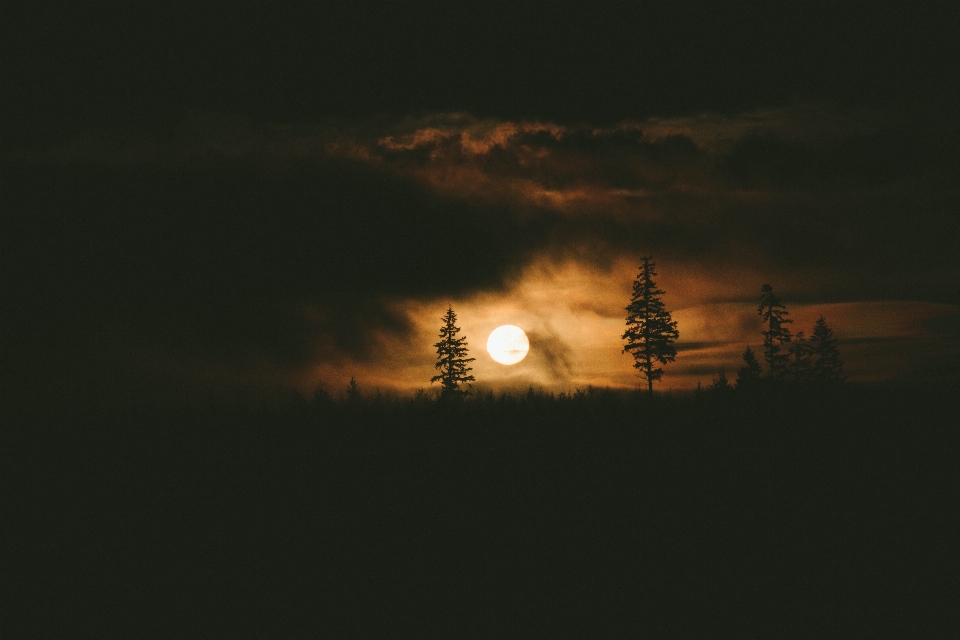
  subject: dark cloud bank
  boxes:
[3,7,959,411]
[5,106,958,411]
[3,156,542,410]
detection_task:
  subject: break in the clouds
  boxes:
[4,104,958,407]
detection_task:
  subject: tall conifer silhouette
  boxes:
[757,284,792,379]
[736,345,763,391]
[622,257,679,394]
[809,316,845,383]
[431,307,476,398]
[788,330,812,383]
[345,376,361,402]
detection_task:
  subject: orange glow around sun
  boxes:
[299,254,959,397]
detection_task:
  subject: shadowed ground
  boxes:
[5,385,957,637]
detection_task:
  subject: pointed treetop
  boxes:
[757,283,793,379]
[810,315,845,383]
[431,306,476,398]
[622,256,679,393]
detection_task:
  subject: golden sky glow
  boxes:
[9,105,957,401]
[300,254,959,396]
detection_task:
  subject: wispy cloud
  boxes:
[6,105,957,399]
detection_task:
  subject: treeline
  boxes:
[422,259,846,401]
[326,275,846,406]
[705,283,845,394]
[308,378,639,418]
[11,366,954,638]
[303,375,854,426]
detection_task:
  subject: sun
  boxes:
[487,325,530,365]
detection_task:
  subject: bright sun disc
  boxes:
[487,325,530,365]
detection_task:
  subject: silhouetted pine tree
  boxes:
[311,384,333,411]
[709,369,732,393]
[736,345,763,391]
[431,307,476,399]
[788,330,812,383]
[758,284,793,379]
[809,316,845,383]
[345,376,362,403]
[622,257,680,394]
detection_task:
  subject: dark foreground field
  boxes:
[5,385,958,637]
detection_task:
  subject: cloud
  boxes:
[4,104,958,406]
[525,329,573,382]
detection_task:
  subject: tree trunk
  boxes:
[646,353,653,395]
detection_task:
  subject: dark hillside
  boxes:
[5,386,957,636]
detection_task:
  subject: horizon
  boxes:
[4,6,958,413]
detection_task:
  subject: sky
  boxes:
[3,5,958,410]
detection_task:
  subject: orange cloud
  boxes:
[299,252,958,396]
[377,127,452,151]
